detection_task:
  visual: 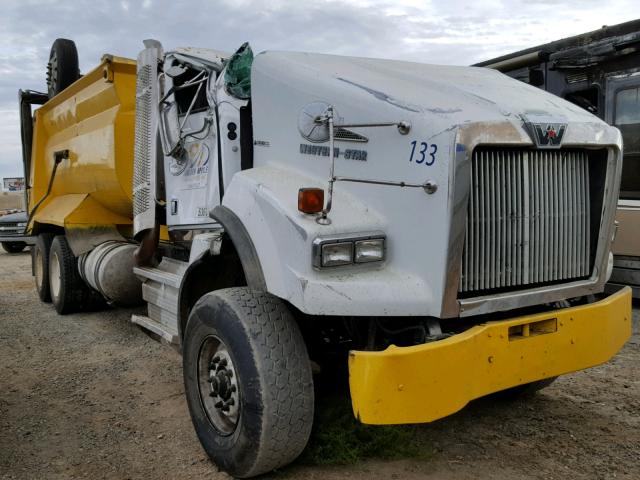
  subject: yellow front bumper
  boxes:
[349,287,632,425]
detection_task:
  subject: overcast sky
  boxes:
[0,0,637,182]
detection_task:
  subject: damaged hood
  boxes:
[252,51,604,129]
[248,50,621,318]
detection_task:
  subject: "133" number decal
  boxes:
[409,141,437,165]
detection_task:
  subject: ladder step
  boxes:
[133,266,183,288]
[131,314,179,345]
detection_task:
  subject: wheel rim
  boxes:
[198,335,240,435]
[35,248,44,290]
[50,251,61,300]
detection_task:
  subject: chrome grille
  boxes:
[460,148,591,294]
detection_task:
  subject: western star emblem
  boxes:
[527,122,567,148]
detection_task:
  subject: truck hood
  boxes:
[248,50,621,318]
[253,51,603,129]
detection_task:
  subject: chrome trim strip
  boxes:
[460,276,608,315]
[440,143,472,317]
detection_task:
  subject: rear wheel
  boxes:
[2,242,26,254]
[49,235,98,314]
[33,233,54,302]
[182,288,314,478]
[46,38,80,98]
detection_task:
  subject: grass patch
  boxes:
[298,395,432,466]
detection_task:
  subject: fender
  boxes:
[177,250,209,342]
[210,205,267,291]
[177,232,254,341]
[176,209,266,342]
[215,166,435,317]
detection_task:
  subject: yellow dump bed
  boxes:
[28,55,136,236]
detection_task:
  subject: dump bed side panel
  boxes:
[29,56,137,230]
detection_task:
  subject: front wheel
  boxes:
[182,288,314,478]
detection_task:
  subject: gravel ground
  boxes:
[0,248,638,479]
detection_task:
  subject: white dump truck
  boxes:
[19,39,632,477]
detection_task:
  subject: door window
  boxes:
[614,87,640,199]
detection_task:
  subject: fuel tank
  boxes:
[28,55,137,229]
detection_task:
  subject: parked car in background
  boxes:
[0,211,32,253]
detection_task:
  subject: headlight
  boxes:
[321,242,353,267]
[17,222,27,227]
[313,232,385,269]
[354,239,385,263]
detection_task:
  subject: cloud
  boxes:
[0,0,636,180]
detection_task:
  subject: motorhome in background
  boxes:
[476,19,640,298]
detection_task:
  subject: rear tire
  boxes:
[46,38,80,98]
[182,288,314,478]
[2,242,26,253]
[48,235,96,314]
[33,233,54,303]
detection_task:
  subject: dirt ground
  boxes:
[0,248,638,480]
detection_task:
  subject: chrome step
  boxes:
[131,314,179,344]
[132,257,188,346]
[133,257,188,288]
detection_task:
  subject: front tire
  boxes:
[183,288,314,478]
[2,242,26,253]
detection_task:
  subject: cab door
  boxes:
[160,60,220,229]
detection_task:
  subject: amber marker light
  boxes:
[298,188,325,214]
